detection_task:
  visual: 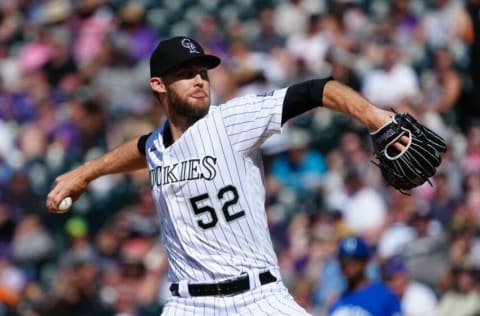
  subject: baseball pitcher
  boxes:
[46,36,445,315]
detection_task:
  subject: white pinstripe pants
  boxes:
[161,280,311,316]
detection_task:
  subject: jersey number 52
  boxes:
[189,185,245,229]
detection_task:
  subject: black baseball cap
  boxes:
[150,36,221,77]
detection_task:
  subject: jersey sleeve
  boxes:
[220,88,286,154]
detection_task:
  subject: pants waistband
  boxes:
[169,270,277,297]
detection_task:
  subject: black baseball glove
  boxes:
[370,112,447,192]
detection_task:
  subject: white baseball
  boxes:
[58,196,72,212]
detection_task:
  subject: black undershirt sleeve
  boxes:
[281,77,333,125]
[137,133,152,155]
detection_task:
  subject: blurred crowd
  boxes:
[0,0,480,315]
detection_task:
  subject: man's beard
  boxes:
[345,270,366,292]
[167,88,210,120]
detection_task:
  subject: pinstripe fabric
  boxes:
[145,89,286,283]
[162,282,311,316]
[146,89,311,314]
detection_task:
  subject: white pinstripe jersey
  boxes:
[145,89,287,283]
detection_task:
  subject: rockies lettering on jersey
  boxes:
[149,155,217,186]
[145,89,287,283]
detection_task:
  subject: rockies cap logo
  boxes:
[181,38,200,54]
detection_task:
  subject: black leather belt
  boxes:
[170,271,277,297]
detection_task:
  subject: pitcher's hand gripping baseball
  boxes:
[370,112,447,192]
[46,167,90,213]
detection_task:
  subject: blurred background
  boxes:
[0,0,479,315]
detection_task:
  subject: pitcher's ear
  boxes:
[150,77,166,93]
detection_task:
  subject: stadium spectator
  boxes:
[274,0,325,36]
[11,214,55,273]
[192,13,229,60]
[326,49,361,92]
[388,0,423,65]
[429,172,460,229]
[418,47,462,136]
[44,249,106,316]
[420,48,462,115]
[286,13,333,77]
[461,123,480,175]
[328,169,387,244]
[419,0,473,63]
[72,0,113,66]
[402,208,450,291]
[113,2,157,64]
[310,222,345,315]
[437,264,480,316]
[250,6,286,54]
[269,127,327,210]
[361,40,420,110]
[329,235,402,316]
[376,195,417,260]
[383,256,439,316]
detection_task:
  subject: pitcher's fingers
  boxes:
[46,192,61,212]
[399,135,409,145]
[391,135,410,152]
[392,142,405,152]
[47,187,68,212]
[46,186,57,210]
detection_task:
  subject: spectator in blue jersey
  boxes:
[269,127,327,210]
[329,236,403,316]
